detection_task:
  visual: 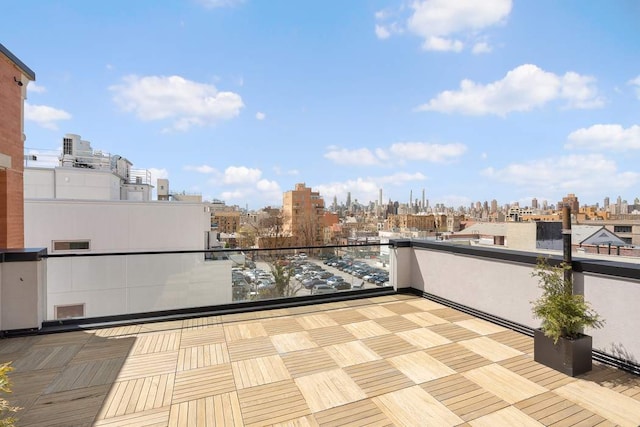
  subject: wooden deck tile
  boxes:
[343,320,391,339]
[295,369,366,412]
[232,354,291,389]
[168,393,243,427]
[32,330,94,347]
[422,374,509,421]
[237,380,311,426]
[380,302,423,315]
[94,325,142,337]
[181,315,222,330]
[429,307,474,322]
[98,373,174,420]
[489,329,534,354]
[94,406,171,426]
[324,341,381,367]
[117,350,178,381]
[362,334,420,358]
[307,325,356,347]
[131,332,181,355]
[424,343,493,372]
[428,323,481,342]
[179,326,225,348]
[458,336,523,362]
[405,298,447,311]
[281,348,340,378]
[396,327,452,349]
[324,308,369,325]
[271,332,318,353]
[262,317,305,335]
[389,350,456,383]
[468,406,544,426]
[373,385,464,426]
[455,319,508,335]
[177,343,230,371]
[12,344,83,372]
[554,380,640,426]
[401,310,448,327]
[271,415,318,427]
[44,357,125,393]
[343,359,414,397]
[374,315,421,333]
[70,335,135,364]
[226,336,278,361]
[463,364,548,404]
[515,391,604,426]
[356,306,396,319]
[313,398,392,426]
[17,384,111,427]
[296,314,339,330]
[173,364,235,403]
[224,322,268,341]
[500,355,576,389]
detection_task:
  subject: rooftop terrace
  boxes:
[2,293,640,426]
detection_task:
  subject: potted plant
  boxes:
[531,257,604,376]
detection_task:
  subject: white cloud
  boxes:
[273,166,299,176]
[184,164,218,174]
[24,103,72,130]
[324,147,382,166]
[255,112,266,120]
[256,179,280,192]
[388,142,467,162]
[472,42,492,54]
[406,0,511,52]
[629,75,640,98]
[223,166,262,184]
[482,154,640,196]
[566,124,640,151]
[28,82,46,93]
[375,25,391,40]
[110,75,244,131]
[196,0,244,9]
[416,64,603,116]
[324,142,466,166]
[423,36,463,52]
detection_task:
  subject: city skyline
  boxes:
[3,1,640,209]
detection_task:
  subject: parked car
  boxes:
[311,284,337,295]
[302,278,327,289]
[333,281,351,291]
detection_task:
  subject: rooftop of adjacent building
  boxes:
[2,293,639,426]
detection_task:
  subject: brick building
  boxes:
[0,44,35,248]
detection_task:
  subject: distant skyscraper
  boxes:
[532,198,538,209]
[604,197,610,209]
[346,192,351,209]
[421,188,425,211]
[490,199,498,213]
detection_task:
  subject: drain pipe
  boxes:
[562,205,572,285]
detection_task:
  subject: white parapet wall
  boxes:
[390,240,640,366]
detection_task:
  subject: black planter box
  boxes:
[533,329,593,377]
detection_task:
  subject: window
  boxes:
[614,226,632,233]
[63,137,73,155]
[55,303,85,319]
[52,240,91,252]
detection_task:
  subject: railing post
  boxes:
[389,239,412,291]
[562,206,572,286]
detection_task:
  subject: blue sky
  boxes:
[4,0,640,210]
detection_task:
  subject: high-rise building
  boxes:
[532,198,538,209]
[282,183,325,246]
[559,193,579,213]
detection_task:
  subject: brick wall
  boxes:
[0,54,25,248]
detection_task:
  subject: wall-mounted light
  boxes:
[13,77,23,87]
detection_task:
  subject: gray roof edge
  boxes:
[0,43,36,81]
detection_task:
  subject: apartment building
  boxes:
[282,183,325,246]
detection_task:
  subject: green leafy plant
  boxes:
[0,362,20,427]
[531,257,604,344]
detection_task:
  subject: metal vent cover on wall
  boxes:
[55,303,85,319]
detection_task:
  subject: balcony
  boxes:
[1,242,639,425]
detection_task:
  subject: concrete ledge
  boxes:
[0,248,47,262]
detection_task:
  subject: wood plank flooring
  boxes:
[1,294,639,426]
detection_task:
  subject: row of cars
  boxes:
[292,260,350,295]
[323,257,389,287]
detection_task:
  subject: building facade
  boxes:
[282,183,325,246]
[0,44,35,247]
